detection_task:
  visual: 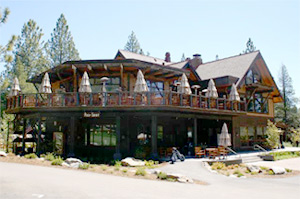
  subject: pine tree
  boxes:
[181,53,185,61]
[10,19,50,92]
[275,64,299,128]
[47,14,80,67]
[124,31,141,53]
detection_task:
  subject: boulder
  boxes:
[0,151,7,157]
[270,166,286,175]
[70,162,81,169]
[247,165,261,173]
[65,158,82,165]
[166,173,193,183]
[62,162,70,167]
[121,157,145,167]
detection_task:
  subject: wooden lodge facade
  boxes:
[6,50,282,161]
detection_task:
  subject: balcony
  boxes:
[6,91,246,114]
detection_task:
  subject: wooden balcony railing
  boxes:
[6,91,247,113]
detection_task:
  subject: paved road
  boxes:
[0,161,299,199]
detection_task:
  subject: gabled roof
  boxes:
[195,51,260,85]
[116,49,173,66]
[169,60,189,69]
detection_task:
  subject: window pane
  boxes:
[240,127,248,146]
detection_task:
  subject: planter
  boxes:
[260,155,274,161]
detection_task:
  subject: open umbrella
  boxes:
[218,123,231,147]
[10,77,21,96]
[178,73,192,95]
[229,83,240,101]
[39,72,52,93]
[134,70,149,93]
[79,71,92,93]
[206,79,218,98]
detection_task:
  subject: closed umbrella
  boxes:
[79,71,92,93]
[134,70,149,93]
[229,83,240,101]
[39,72,52,93]
[178,73,192,95]
[218,123,231,147]
[10,77,21,96]
[206,79,218,98]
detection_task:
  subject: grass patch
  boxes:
[79,163,90,170]
[24,153,37,159]
[135,167,146,176]
[101,165,108,171]
[41,153,55,161]
[211,162,226,170]
[233,169,244,177]
[51,157,63,166]
[122,169,128,174]
[268,151,300,161]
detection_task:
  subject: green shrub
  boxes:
[260,166,269,170]
[265,120,281,149]
[51,157,63,166]
[122,169,128,173]
[251,171,258,175]
[101,165,108,171]
[157,172,167,180]
[245,170,250,174]
[114,161,122,167]
[268,170,274,175]
[41,153,55,161]
[233,169,244,177]
[114,166,120,171]
[291,128,300,146]
[79,163,90,170]
[135,168,146,176]
[24,153,38,159]
[211,162,226,170]
[285,168,292,173]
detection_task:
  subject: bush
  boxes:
[114,161,122,167]
[51,157,63,166]
[79,163,90,170]
[122,169,128,173]
[290,128,300,146]
[211,162,226,170]
[268,170,275,175]
[157,172,167,180]
[135,168,146,176]
[265,120,281,149]
[251,171,258,175]
[101,165,108,171]
[285,168,292,173]
[24,153,37,159]
[233,169,244,177]
[41,152,55,161]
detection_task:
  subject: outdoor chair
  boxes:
[207,148,219,159]
[218,146,228,159]
[166,147,173,157]
[195,147,205,158]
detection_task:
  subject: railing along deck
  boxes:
[6,91,246,112]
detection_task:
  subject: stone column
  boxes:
[68,116,75,157]
[113,115,122,160]
[151,115,158,159]
[193,118,198,147]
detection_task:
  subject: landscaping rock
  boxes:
[152,169,161,175]
[121,157,145,167]
[247,165,261,173]
[270,166,286,175]
[70,162,81,169]
[65,158,82,165]
[0,151,7,157]
[62,162,70,167]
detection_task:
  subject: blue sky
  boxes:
[1,0,300,101]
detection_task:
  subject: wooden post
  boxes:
[73,65,77,92]
[113,115,121,160]
[37,119,42,156]
[68,116,75,157]
[151,115,158,158]
[6,121,10,153]
[21,118,26,155]
[193,118,198,147]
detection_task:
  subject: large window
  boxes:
[146,80,164,96]
[239,126,266,147]
[90,77,120,92]
[245,69,261,85]
[85,124,116,146]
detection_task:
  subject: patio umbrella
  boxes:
[229,83,240,102]
[79,71,92,93]
[178,73,192,95]
[100,77,109,93]
[39,72,52,93]
[206,79,218,98]
[10,77,21,96]
[191,85,201,95]
[134,70,149,93]
[218,123,231,147]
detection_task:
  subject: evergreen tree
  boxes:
[124,31,141,53]
[9,19,50,93]
[181,53,185,61]
[47,14,80,67]
[0,7,17,63]
[243,38,256,54]
[275,64,299,128]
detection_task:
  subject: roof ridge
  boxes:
[118,49,169,63]
[201,50,260,66]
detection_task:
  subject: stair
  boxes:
[241,154,263,163]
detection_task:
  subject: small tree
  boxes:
[265,120,281,149]
[124,31,141,53]
[290,128,300,147]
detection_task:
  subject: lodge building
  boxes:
[6,49,282,162]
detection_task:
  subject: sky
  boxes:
[1,0,300,101]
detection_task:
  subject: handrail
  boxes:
[225,147,242,159]
[5,91,247,113]
[253,144,268,154]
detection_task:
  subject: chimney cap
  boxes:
[193,54,201,57]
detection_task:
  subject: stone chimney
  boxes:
[165,52,171,62]
[189,54,202,69]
